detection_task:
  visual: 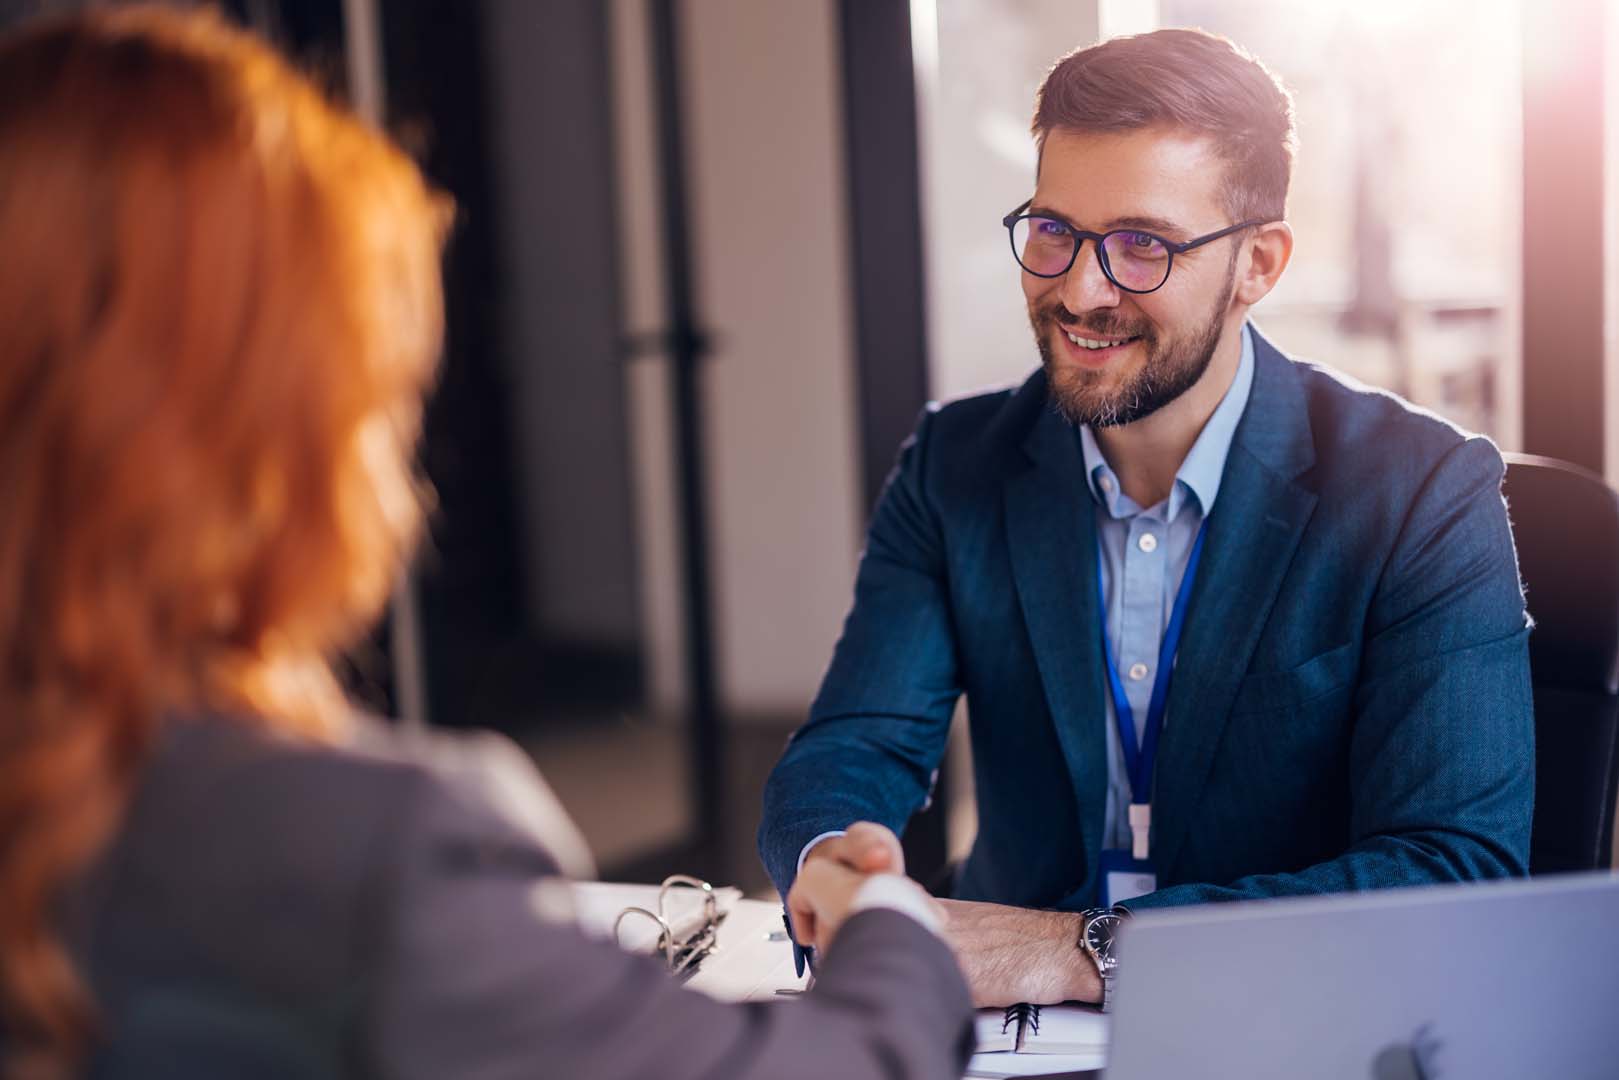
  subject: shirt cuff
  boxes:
[848,873,943,936]
[796,829,848,876]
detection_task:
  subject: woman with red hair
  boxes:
[0,7,971,1078]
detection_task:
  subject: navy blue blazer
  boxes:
[759,328,1534,913]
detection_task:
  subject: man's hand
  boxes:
[787,859,922,954]
[808,821,905,875]
[937,898,1100,1008]
[787,822,905,949]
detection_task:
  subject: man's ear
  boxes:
[1234,221,1293,306]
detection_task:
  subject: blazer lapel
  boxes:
[1151,330,1319,878]
[1004,393,1110,883]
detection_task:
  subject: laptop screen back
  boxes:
[1106,874,1619,1080]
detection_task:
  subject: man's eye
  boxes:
[1034,219,1070,238]
[1109,231,1168,260]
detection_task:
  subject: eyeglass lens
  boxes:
[1010,216,1172,292]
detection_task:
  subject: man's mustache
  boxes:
[1040,303,1152,342]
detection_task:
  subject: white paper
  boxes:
[1020,1003,1109,1054]
[964,1049,1107,1077]
[974,1008,1021,1053]
[684,897,807,1001]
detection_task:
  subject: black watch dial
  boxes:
[1085,911,1124,965]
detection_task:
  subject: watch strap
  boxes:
[1079,906,1124,1013]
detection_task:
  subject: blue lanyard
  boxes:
[1096,520,1208,804]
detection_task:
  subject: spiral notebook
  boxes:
[976,1002,1108,1053]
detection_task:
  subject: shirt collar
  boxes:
[1080,322,1256,521]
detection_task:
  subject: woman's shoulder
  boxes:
[134,713,592,879]
[105,715,458,904]
[142,713,448,834]
[343,718,595,878]
[75,714,586,1005]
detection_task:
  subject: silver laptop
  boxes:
[1099,872,1619,1079]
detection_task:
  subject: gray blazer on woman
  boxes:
[65,717,974,1079]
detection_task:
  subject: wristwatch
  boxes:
[1078,906,1129,1012]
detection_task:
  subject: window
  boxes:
[1160,0,1523,443]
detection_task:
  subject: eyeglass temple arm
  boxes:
[1002,198,1034,228]
[1169,218,1278,253]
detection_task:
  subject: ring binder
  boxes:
[612,873,726,977]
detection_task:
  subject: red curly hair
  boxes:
[0,5,447,1073]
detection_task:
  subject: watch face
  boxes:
[1085,912,1123,965]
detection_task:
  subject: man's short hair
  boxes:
[1033,28,1297,222]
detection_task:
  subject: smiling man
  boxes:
[759,29,1534,1009]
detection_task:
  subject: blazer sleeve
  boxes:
[1130,435,1535,909]
[757,407,964,899]
[366,770,976,1080]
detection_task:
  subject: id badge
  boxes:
[1098,848,1156,907]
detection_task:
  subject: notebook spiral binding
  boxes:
[1000,1002,1042,1037]
[612,874,725,978]
[997,1003,1049,1036]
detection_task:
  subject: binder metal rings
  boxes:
[613,873,723,977]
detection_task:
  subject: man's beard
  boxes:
[1033,263,1236,429]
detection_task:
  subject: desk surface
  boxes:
[577,882,1105,1078]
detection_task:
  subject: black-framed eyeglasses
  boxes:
[1002,199,1274,294]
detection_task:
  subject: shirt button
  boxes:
[1099,475,1115,494]
[1128,662,1149,681]
[1138,533,1158,553]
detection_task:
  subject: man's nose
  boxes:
[1057,239,1121,313]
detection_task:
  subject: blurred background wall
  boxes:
[2,0,1613,894]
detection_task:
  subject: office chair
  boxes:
[1502,452,1619,874]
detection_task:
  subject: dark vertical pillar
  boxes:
[839,0,933,504]
[837,0,951,888]
[380,1,528,728]
[484,0,645,709]
[1523,0,1607,472]
[647,0,727,880]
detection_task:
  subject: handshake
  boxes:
[785,821,935,955]
[786,821,1103,1008]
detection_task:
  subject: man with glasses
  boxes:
[760,28,1533,1009]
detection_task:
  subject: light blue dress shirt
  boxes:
[1084,323,1256,852]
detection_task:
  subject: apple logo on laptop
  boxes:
[1372,1024,1442,1080]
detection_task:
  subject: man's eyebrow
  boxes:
[1025,205,1188,239]
[1102,214,1187,237]
[1024,203,1076,227]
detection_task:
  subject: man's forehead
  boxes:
[1032,126,1227,234]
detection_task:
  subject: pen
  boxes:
[782,912,816,977]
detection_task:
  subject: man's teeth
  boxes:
[1066,331,1134,350]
